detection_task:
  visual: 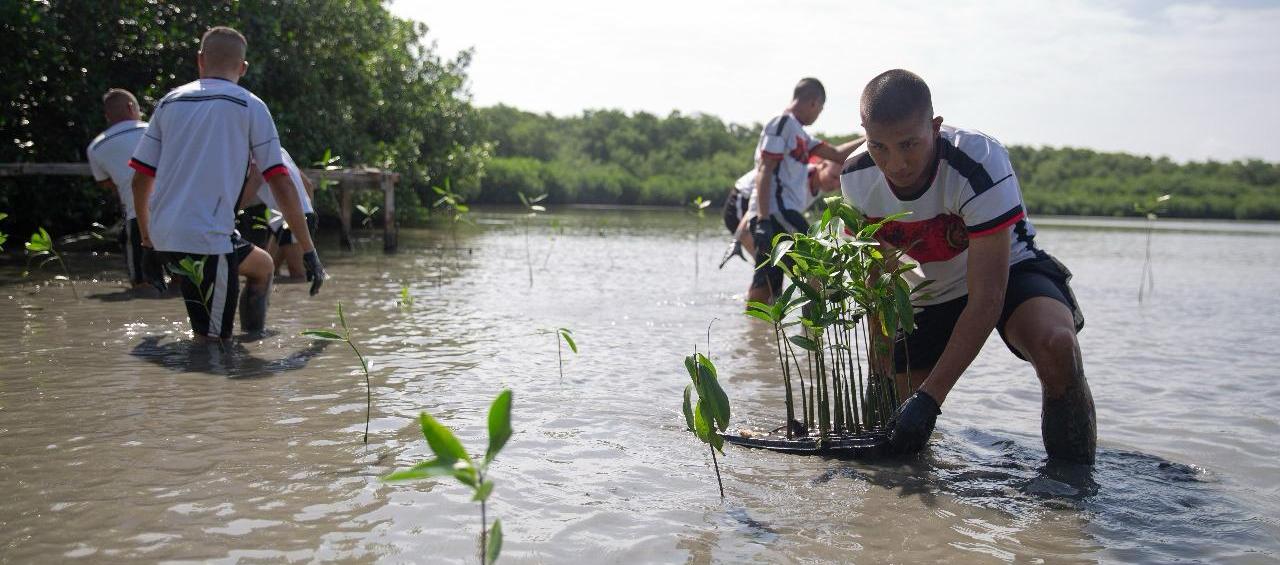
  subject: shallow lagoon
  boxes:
[1,209,1277,563]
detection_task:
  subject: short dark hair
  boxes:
[860,69,933,125]
[102,88,137,108]
[793,78,826,103]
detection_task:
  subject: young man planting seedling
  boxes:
[748,78,863,304]
[839,69,1095,463]
[87,88,151,291]
[131,26,326,341]
[721,156,848,266]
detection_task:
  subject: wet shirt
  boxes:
[839,125,1038,305]
[87,120,149,220]
[755,112,827,217]
[130,78,286,255]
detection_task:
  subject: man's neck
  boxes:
[200,72,240,84]
[106,116,136,127]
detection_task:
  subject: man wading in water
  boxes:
[839,69,1096,463]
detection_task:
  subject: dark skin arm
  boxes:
[132,174,155,246]
[811,138,864,164]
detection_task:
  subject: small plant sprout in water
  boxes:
[302,302,375,444]
[312,149,342,192]
[356,203,380,228]
[539,327,578,381]
[23,227,78,298]
[0,212,9,251]
[516,191,547,287]
[1134,194,1172,303]
[384,389,513,564]
[432,177,472,255]
[682,350,730,498]
[689,196,711,282]
[167,256,214,322]
[397,283,414,309]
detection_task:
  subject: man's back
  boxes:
[130,78,284,255]
[87,119,148,219]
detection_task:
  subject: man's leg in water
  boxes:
[1003,296,1097,463]
[238,245,274,334]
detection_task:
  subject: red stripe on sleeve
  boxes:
[261,164,288,180]
[968,210,1025,238]
[128,158,156,177]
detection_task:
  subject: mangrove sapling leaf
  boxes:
[0,212,8,250]
[355,204,380,228]
[384,389,513,564]
[682,351,730,497]
[24,227,79,298]
[689,196,711,282]
[1135,194,1172,303]
[398,284,414,309]
[302,302,374,444]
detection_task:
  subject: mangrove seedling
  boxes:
[398,283,415,310]
[384,389,513,564]
[516,191,547,287]
[302,302,375,444]
[356,203,380,228]
[539,327,578,381]
[433,178,472,256]
[0,212,9,251]
[24,227,78,298]
[682,351,730,498]
[1134,194,1171,303]
[167,256,214,322]
[689,196,711,282]
[312,149,342,192]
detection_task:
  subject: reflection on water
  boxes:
[0,210,1277,563]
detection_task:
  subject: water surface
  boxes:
[1,210,1277,563]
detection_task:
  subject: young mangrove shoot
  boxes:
[540,327,578,381]
[0,212,9,251]
[516,191,547,287]
[689,196,711,282]
[398,283,415,310]
[432,177,472,257]
[681,350,730,498]
[384,389,513,564]
[1135,194,1171,303]
[302,302,375,444]
[24,227,78,298]
[356,203,380,229]
[167,256,215,323]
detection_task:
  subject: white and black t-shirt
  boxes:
[255,147,313,216]
[746,164,826,219]
[130,78,286,255]
[87,119,149,220]
[840,125,1037,305]
[755,112,827,219]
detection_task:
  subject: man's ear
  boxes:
[932,115,944,133]
[197,51,205,74]
[240,60,249,77]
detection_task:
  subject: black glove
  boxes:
[888,390,941,455]
[750,217,777,256]
[141,246,168,293]
[302,249,326,296]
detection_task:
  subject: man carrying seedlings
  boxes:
[87,88,150,291]
[839,69,1095,463]
[130,26,326,341]
[748,78,863,304]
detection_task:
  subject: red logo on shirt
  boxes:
[869,213,969,263]
[790,135,808,162]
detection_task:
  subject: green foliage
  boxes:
[23,227,77,298]
[398,283,414,309]
[541,327,579,381]
[355,204,380,228]
[0,212,8,250]
[302,302,374,444]
[384,389,514,564]
[682,351,729,497]
[1,0,488,236]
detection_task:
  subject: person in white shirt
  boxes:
[87,88,150,290]
[748,78,863,304]
[719,156,847,268]
[839,69,1094,463]
[241,147,317,280]
[130,26,325,341]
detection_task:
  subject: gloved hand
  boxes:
[302,249,326,296]
[141,246,168,293]
[888,390,941,455]
[750,217,777,256]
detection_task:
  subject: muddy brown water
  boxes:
[1,209,1278,563]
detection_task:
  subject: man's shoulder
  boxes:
[761,113,797,136]
[940,125,1010,167]
[841,150,879,176]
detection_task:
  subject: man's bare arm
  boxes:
[266,175,314,252]
[131,174,155,246]
[755,158,780,219]
[811,138,865,163]
[917,229,1011,404]
[300,172,315,202]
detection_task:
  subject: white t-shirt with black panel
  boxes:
[755,112,827,220]
[745,164,824,219]
[87,119,149,220]
[130,78,287,255]
[255,147,313,215]
[839,125,1037,306]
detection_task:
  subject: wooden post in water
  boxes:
[381,172,397,252]
[338,184,355,251]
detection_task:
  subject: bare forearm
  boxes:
[919,299,1001,404]
[267,176,315,252]
[755,162,776,218]
[813,138,865,163]
[131,176,154,243]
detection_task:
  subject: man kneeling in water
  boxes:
[839,69,1096,463]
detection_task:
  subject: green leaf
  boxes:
[472,479,495,502]
[789,334,819,351]
[769,238,794,267]
[693,400,714,443]
[558,329,578,354]
[419,412,472,466]
[682,384,696,432]
[743,309,775,325]
[894,281,915,334]
[301,329,346,341]
[484,389,513,466]
[683,355,699,384]
[694,354,730,431]
[486,519,503,565]
[382,458,458,482]
[337,302,349,333]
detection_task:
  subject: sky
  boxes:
[388,0,1280,163]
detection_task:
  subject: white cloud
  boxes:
[390,0,1280,162]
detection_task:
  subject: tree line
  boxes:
[2,1,1276,241]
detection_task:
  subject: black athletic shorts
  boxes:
[750,209,810,295]
[277,212,318,246]
[893,251,1084,372]
[160,235,255,340]
[124,218,145,285]
[721,188,750,234]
